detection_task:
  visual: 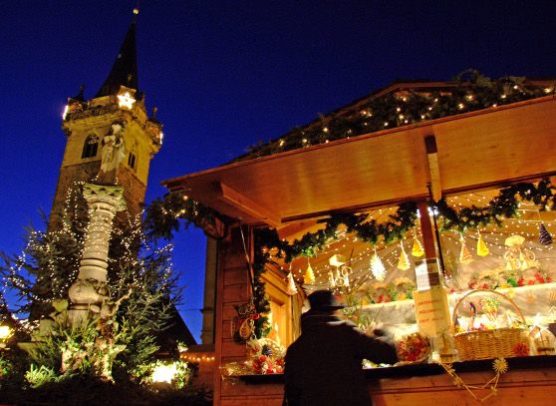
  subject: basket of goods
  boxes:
[393,277,416,300]
[370,282,392,303]
[245,338,285,374]
[453,290,528,361]
[396,332,431,362]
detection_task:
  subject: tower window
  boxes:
[81,135,99,158]
[128,151,137,170]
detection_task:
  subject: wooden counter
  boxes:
[228,356,556,405]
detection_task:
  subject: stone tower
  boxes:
[50,14,163,229]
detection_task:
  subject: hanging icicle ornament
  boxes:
[459,234,473,264]
[397,242,411,271]
[370,249,386,281]
[476,231,490,257]
[539,223,553,246]
[286,272,298,295]
[411,237,425,257]
[303,259,316,285]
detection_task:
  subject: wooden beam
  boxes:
[425,135,442,202]
[216,182,282,228]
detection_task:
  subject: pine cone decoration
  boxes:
[262,344,273,357]
[539,223,553,246]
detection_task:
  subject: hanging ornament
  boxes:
[370,250,386,281]
[476,231,490,257]
[411,237,425,257]
[539,223,553,246]
[397,242,411,271]
[459,235,473,264]
[341,267,350,287]
[303,259,316,285]
[286,272,298,295]
[328,270,336,289]
[334,269,343,286]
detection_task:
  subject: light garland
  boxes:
[240,71,548,160]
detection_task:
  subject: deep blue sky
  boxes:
[1,1,555,342]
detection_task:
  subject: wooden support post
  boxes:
[414,202,455,360]
[416,201,440,287]
[425,135,442,202]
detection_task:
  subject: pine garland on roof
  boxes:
[240,70,551,160]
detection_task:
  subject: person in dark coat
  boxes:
[284,290,398,406]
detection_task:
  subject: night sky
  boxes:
[1,1,555,342]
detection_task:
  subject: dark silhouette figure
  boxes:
[284,290,398,406]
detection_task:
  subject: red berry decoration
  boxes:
[513,342,530,356]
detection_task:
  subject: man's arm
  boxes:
[350,326,398,365]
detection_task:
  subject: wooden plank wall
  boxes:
[214,226,292,405]
[213,227,248,404]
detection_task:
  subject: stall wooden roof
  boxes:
[163,96,556,227]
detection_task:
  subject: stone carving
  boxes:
[97,122,126,185]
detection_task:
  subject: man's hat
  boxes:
[307,290,345,311]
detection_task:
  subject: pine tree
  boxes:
[0,183,181,379]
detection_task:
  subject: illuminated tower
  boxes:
[50,10,163,228]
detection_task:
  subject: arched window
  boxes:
[128,151,137,170]
[81,134,99,159]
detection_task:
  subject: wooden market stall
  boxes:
[164,79,556,405]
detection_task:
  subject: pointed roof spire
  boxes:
[95,8,139,97]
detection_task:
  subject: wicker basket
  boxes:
[453,290,528,361]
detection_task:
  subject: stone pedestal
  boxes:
[68,183,126,327]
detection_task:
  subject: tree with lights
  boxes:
[0,183,185,387]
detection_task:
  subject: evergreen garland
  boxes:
[148,179,556,337]
[241,70,550,160]
[436,178,556,232]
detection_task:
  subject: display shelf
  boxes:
[358,282,556,325]
[237,355,556,384]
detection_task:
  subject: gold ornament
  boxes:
[492,358,508,374]
[328,270,336,289]
[370,250,386,281]
[328,254,346,267]
[341,267,350,287]
[411,237,425,257]
[303,260,316,285]
[397,242,411,271]
[476,232,490,257]
[286,272,298,295]
[459,235,473,264]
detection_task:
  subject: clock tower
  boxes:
[50,10,163,229]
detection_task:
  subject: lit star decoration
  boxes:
[117,91,136,109]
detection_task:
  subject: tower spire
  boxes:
[95,9,139,97]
